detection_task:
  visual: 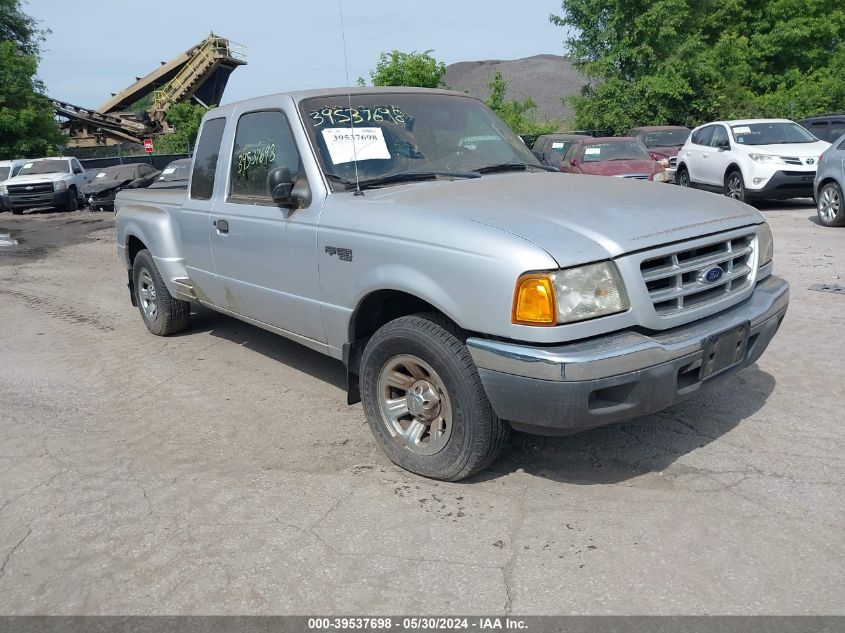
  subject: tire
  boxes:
[817,181,845,227]
[132,249,190,336]
[359,313,509,481]
[11,209,22,215]
[64,188,79,212]
[724,169,746,202]
[676,166,690,188]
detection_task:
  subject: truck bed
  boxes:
[115,187,186,212]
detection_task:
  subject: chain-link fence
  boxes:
[65,143,190,171]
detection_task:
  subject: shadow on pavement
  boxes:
[173,304,776,487]
[183,306,347,391]
[478,364,776,485]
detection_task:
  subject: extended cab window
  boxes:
[229,110,300,204]
[190,117,226,200]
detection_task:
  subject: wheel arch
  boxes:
[343,288,458,405]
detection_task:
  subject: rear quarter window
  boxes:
[190,117,227,200]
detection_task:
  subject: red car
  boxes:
[628,125,692,168]
[560,137,670,181]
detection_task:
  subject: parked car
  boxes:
[115,87,788,481]
[531,134,590,169]
[814,132,845,227]
[148,158,191,189]
[560,137,669,181]
[676,119,830,202]
[798,114,845,144]
[0,157,92,214]
[0,159,28,212]
[628,125,691,178]
[82,163,161,212]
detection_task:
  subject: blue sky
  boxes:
[27,0,567,109]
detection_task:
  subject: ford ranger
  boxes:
[115,88,789,481]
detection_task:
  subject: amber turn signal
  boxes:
[512,274,556,326]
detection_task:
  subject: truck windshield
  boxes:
[18,160,69,175]
[299,92,541,190]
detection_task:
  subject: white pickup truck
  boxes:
[0,157,91,214]
[115,88,789,480]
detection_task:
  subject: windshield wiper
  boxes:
[475,162,556,174]
[329,171,480,191]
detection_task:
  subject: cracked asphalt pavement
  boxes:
[0,201,842,614]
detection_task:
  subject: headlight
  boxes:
[757,222,774,267]
[54,180,67,191]
[0,184,7,195]
[513,262,629,326]
[749,154,784,164]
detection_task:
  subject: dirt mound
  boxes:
[443,54,586,123]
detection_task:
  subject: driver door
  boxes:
[208,108,325,344]
[701,124,733,187]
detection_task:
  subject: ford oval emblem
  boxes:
[701,266,724,283]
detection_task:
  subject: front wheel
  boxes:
[132,249,190,336]
[817,181,845,227]
[724,170,746,202]
[64,188,79,212]
[676,166,690,187]
[359,313,509,481]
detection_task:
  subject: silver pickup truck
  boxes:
[115,88,789,481]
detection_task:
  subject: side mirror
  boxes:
[717,139,730,150]
[267,167,295,208]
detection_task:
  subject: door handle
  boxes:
[213,218,229,233]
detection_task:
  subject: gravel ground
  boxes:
[0,200,842,615]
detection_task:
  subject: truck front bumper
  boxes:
[467,276,789,435]
[1,190,71,211]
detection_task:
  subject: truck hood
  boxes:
[364,172,763,266]
[4,173,65,185]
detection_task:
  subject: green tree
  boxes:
[550,0,845,133]
[485,71,561,141]
[0,0,64,159]
[154,102,209,154]
[365,50,447,88]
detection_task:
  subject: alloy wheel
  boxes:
[376,354,453,456]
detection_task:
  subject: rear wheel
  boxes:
[817,181,845,227]
[676,166,690,187]
[359,313,509,481]
[132,249,190,336]
[724,170,746,202]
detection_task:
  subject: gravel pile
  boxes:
[443,54,586,123]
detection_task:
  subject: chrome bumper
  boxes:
[467,276,789,434]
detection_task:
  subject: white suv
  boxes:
[675,119,830,202]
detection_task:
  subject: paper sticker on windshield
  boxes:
[551,142,565,149]
[322,127,391,164]
[162,167,176,174]
[23,162,33,168]
[96,172,107,178]
[584,147,601,155]
[733,126,751,134]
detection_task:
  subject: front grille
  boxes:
[669,156,678,167]
[781,156,802,165]
[7,182,53,195]
[640,233,755,315]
